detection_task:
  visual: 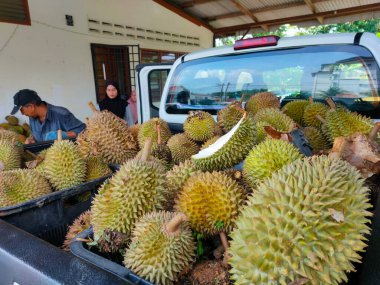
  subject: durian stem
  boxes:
[234,170,242,179]
[219,232,229,253]
[57,130,62,142]
[25,150,38,159]
[369,123,380,141]
[88,102,99,113]
[242,111,247,119]
[140,138,152,162]
[326,97,336,110]
[165,213,188,235]
[309,96,313,104]
[156,121,162,145]
[315,115,326,124]
[239,93,246,103]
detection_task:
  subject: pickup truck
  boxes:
[1,32,380,284]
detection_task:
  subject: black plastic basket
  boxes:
[23,138,76,154]
[70,228,154,285]
[0,175,110,247]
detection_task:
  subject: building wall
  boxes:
[0,0,213,124]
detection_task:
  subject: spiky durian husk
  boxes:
[184,111,216,142]
[217,101,245,132]
[62,210,91,251]
[245,92,280,115]
[129,124,141,145]
[303,126,330,152]
[76,129,93,158]
[325,108,375,141]
[303,102,329,129]
[254,121,272,144]
[167,133,200,164]
[243,139,303,188]
[124,211,196,285]
[86,110,138,164]
[138,118,172,149]
[254,108,296,136]
[0,129,20,143]
[5,115,19,126]
[221,168,252,195]
[212,124,224,136]
[0,139,21,171]
[201,136,220,150]
[85,156,112,181]
[282,100,309,126]
[151,143,172,164]
[0,169,52,207]
[175,172,245,235]
[165,160,201,210]
[43,140,86,190]
[192,116,256,171]
[91,159,167,249]
[229,156,372,285]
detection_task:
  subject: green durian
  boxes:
[0,139,21,171]
[167,133,199,164]
[151,120,172,165]
[43,138,86,190]
[303,126,330,152]
[184,111,216,142]
[192,114,255,171]
[85,156,112,181]
[0,129,21,143]
[282,100,309,126]
[229,156,372,285]
[5,115,19,126]
[175,171,245,235]
[303,102,329,129]
[217,101,245,133]
[243,139,303,188]
[245,92,280,115]
[124,212,196,285]
[0,169,52,207]
[138,118,172,149]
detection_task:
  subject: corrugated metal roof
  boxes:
[154,0,380,37]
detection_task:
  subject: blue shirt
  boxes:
[29,103,86,142]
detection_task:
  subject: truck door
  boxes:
[135,63,172,123]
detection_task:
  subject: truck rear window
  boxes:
[165,45,380,119]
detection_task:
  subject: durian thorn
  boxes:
[165,213,188,236]
[368,123,380,141]
[88,102,99,114]
[326,97,336,110]
[308,96,313,104]
[57,130,63,142]
[155,121,162,145]
[140,137,152,162]
[315,115,326,124]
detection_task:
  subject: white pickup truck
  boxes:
[136,32,380,128]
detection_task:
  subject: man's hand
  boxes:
[25,136,36,144]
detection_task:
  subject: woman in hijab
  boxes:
[99,80,134,124]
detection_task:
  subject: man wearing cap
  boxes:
[11,89,86,144]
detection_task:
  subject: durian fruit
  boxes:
[167,133,199,164]
[0,129,20,143]
[201,136,220,150]
[217,99,245,133]
[175,171,245,236]
[303,126,330,152]
[151,121,172,165]
[303,101,329,129]
[245,92,280,115]
[22,123,31,137]
[62,210,91,251]
[124,212,196,285]
[86,102,138,164]
[192,114,256,171]
[43,131,86,190]
[243,139,303,188]
[90,139,167,252]
[76,129,93,159]
[229,156,372,285]
[85,156,112,181]
[0,169,52,207]
[129,124,141,145]
[138,118,172,149]
[281,100,309,126]
[184,111,216,142]
[212,124,224,137]
[165,160,201,210]
[221,168,252,195]
[0,139,21,171]
[254,108,296,139]
[5,115,19,126]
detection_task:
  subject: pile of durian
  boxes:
[0,115,31,143]
[62,93,380,285]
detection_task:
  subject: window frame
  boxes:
[0,0,31,26]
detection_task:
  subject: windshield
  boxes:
[165,45,380,118]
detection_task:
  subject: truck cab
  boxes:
[136,32,380,127]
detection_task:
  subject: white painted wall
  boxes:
[0,0,213,124]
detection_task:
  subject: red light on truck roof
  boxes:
[234,35,279,50]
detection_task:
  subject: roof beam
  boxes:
[153,0,214,30]
[181,0,220,8]
[304,0,324,24]
[214,3,380,36]
[229,0,268,31]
